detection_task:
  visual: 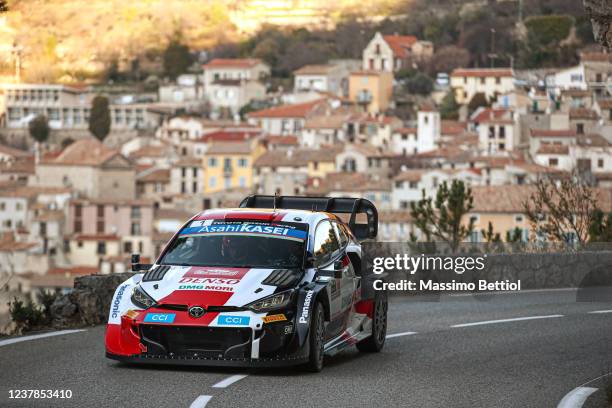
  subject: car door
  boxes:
[312,219,346,340]
[331,221,361,334]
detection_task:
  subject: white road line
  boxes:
[0,329,86,347]
[451,314,564,328]
[386,331,417,339]
[557,387,598,408]
[189,395,212,408]
[588,310,612,314]
[212,374,248,388]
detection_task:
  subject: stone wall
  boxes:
[50,273,135,328]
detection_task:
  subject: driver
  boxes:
[221,235,251,263]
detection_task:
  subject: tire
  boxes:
[356,291,387,353]
[304,301,325,372]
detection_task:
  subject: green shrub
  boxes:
[9,298,44,330]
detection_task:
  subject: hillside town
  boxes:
[0,29,611,321]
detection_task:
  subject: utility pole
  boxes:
[488,28,498,68]
[518,0,523,22]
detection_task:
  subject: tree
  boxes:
[589,210,612,242]
[405,73,434,95]
[163,39,194,80]
[468,92,489,114]
[89,95,111,141]
[427,46,470,76]
[440,91,459,120]
[28,115,50,143]
[523,176,599,245]
[481,222,501,243]
[506,227,524,243]
[410,180,475,252]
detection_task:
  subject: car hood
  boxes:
[137,265,301,308]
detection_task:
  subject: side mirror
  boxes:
[131,253,153,272]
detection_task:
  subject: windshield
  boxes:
[159,220,307,269]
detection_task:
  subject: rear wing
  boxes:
[239,195,378,241]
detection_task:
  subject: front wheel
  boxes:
[304,301,325,372]
[356,291,387,353]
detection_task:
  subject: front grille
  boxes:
[156,304,246,313]
[140,325,251,359]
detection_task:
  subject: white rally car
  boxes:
[105,195,386,372]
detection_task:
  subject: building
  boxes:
[362,32,433,72]
[0,83,156,130]
[450,68,515,105]
[136,168,171,200]
[247,99,329,135]
[202,59,270,114]
[169,158,203,195]
[202,59,270,88]
[348,71,393,113]
[34,138,136,200]
[471,108,518,153]
[66,199,155,266]
[253,147,339,195]
[293,64,346,95]
[202,139,265,193]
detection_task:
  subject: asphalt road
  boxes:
[1,288,612,408]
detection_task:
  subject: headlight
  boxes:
[246,290,293,312]
[131,286,157,309]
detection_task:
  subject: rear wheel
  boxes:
[304,302,325,372]
[356,292,387,352]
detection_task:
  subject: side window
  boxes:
[332,221,349,248]
[313,220,340,267]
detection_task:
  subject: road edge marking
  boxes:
[0,329,86,347]
[587,310,612,314]
[386,331,417,339]
[189,395,212,408]
[212,374,248,388]
[557,387,598,408]
[451,314,564,328]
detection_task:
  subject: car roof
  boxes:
[192,207,332,227]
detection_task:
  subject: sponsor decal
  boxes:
[111,284,129,319]
[177,276,240,292]
[283,324,293,335]
[218,315,250,326]
[143,313,176,323]
[180,223,307,240]
[299,290,314,324]
[188,306,205,318]
[179,277,240,285]
[191,269,240,277]
[262,314,287,324]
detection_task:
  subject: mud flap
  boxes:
[295,283,328,349]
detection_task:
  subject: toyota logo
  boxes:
[189,306,205,318]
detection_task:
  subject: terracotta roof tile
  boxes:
[41,138,124,166]
[569,108,598,120]
[247,99,325,119]
[451,68,514,78]
[203,58,264,69]
[530,129,577,138]
[536,144,569,155]
[383,34,418,58]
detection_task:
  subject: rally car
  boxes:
[105,195,386,372]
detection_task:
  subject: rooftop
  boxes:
[203,58,265,69]
[451,68,514,78]
[382,34,418,58]
[248,99,325,119]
